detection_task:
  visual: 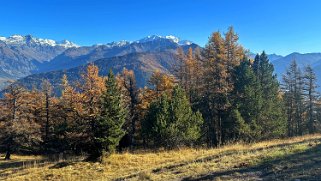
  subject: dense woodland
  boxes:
[0,27,320,162]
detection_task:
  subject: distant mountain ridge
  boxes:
[17,51,321,94]
[0,34,197,89]
[0,35,81,88]
[270,52,321,90]
[0,35,79,48]
[35,36,197,73]
[1,34,321,92]
[16,51,180,93]
[249,52,283,62]
[272,52,321,74]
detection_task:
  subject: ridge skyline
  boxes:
[2,33,321,57]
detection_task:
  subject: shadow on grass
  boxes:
[0,154,82,178]
[0,158,48,170]
[49,161,76,169]
[183,141,321,181]
[116,138,321,180]
[0,158,51,178]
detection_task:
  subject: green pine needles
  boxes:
[91,69,127,162]
[143,86,203,148]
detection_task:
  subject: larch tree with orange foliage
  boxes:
[78,64,105,151]
[201,27,245,147]
[0,84,42,159]
[117,68,139,147]
[54,74,85,152]
[175,47,203,105]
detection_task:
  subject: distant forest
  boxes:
[0,27,320,162]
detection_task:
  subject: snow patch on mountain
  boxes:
[0,34,193,50]
[165,35,179,43]
[0,35,79,48]
[178,40,192,46]
[105,40,131,48]
[94,35,193,48]
[137,35,192,45]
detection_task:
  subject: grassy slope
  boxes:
[1,134,321,180]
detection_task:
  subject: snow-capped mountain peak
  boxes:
[95,40,132,48]
[108,40,131,47]
[57,40,79,48]
[95,35,193,48]
[137,35,163,43]
[0,35,79,48]
[165,35,179,43]
[137,35,193,45]
[178,40,192,46]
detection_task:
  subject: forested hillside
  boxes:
[14,51,181,92]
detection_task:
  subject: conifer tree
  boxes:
[118,69,139,147]
[226,108,251,141]
[231,59,262,141]
[175,47,203,105]
[315,99,321,128]
[192,47,203,105]
[175,47,186,89]
[142,93,170,147]
[170,86,203,146]
[202,31,228,147]
[0,85,42,159]
[201,27,244,146]
[253,52,286,139]
[90,70,127,162]
[139,70,175,114]
[41,79,53,150]
[304,65,319,133]
[283,60,305,136]
[148,70,175,97]
[143,86,203,148]
[54,74,83,152]
[78,64,105,152]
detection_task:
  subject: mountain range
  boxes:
[0,35,78,88]
[0,34,197,91]
[1,34,321,92]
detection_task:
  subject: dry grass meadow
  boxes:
[1,134,321,180]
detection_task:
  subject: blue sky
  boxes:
[1,0,321,55]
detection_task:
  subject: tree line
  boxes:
[0,27,320,162]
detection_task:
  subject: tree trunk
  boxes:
[5,144,11,160]
[130,117,136,148]
[45,92,49,142]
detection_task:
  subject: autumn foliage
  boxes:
[1,27,321,161]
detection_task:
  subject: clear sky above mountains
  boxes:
[1,0,321,56]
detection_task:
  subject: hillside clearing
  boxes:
[1,134,321,181]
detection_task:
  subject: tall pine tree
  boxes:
[89,70,127,162]
[230,59,262,141]
[304,65,319,134]
[201,27,245,146]
[254,52,286,139]
[143,86,203,148]
[283,60,305,136]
